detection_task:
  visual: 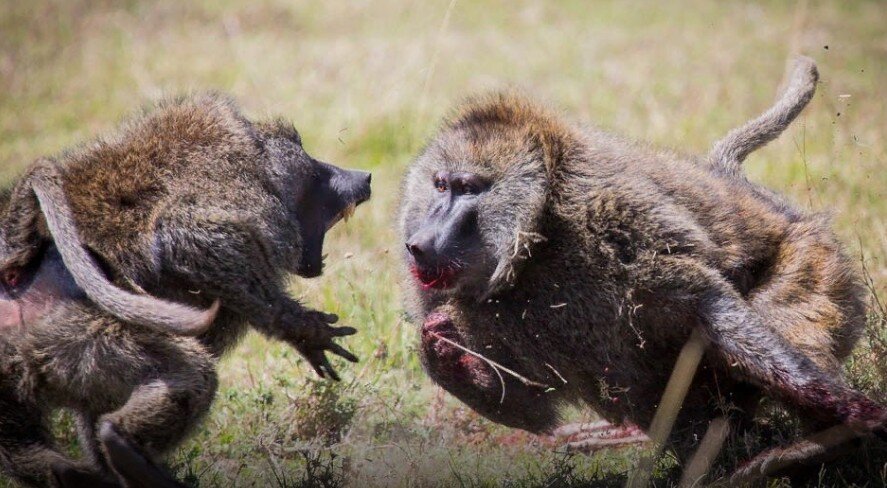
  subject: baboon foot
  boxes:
[554,420,650,452]
[729,424,862,485]
[50,462,120,488]
[99,421,186,488]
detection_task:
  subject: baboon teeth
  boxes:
[342,203,356,223]
[326,204,357,232]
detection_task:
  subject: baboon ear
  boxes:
[482,134,556,298]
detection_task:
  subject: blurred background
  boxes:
[1,1,885,486]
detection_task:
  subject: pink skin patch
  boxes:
[411,264,458,290]
[792,382,887,432]
[421,312,462,358]
[0,298,23,330]
[551,421,650,452]
[0,264,74,330]
[421,312,493,386]
[0,267,25,330]
[3,268,21,288]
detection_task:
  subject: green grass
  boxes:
[1,0,886,486]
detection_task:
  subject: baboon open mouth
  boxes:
[325,203,357,232]
[411,264,458,290]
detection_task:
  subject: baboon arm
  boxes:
[26,166,218,335]
[658,258,885,432]
[420,312,560,433]
[155,209,357,379]
[709,56,818,176]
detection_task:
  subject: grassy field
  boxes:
[1,0,886,486]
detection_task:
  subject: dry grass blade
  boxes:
[429,331,551,396]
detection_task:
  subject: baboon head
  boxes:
[400,93,570,298]
[261,122,372,278]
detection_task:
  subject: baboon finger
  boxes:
[324,313,339,324]
[306,350,341,381]
[307,355,328,379]
[318,354,341,382]
[329,343,359,363]
[331,326,357,337]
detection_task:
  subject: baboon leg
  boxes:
[99,422,185,488]
[0,387,109,487]
[98,371,217,462]
[155,208,357,379]
[93,361,216,487]
[746,222,865,374]
[0,158,52,269]
[729,425,860,485]
[696,288,884,431]
[642,258,883,481]
[656,258,885,433]
[50,464,120,488]
[76,412,106,470]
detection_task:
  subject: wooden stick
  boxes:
[626,328,708,488]
[679,416,731,487]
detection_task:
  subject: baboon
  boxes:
[0,92,371,486]
[399,57,883,481]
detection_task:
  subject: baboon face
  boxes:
[270,130,372,278]
[404,168,492,291]
[294,160,372,278]
[402,100,557,297]
[0,246,84,329]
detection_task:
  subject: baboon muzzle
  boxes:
[329,166,372,209]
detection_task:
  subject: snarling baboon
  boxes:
[0,92,371,486]
[399,57,882,481]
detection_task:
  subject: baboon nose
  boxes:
[406,242,423,258]
[406,240,434,264]
[406,231,437,266]
[352,170,372,203]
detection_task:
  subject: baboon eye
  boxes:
[434,178,448,193]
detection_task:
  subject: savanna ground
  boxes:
[1,1,886,486]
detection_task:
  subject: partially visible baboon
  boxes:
[399,57,882,481]
[1,247,216,487]
[0,93,371,486]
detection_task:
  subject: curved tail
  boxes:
[29,164,218,336]
[709,56,819,177]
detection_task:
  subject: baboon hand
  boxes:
[292,311,358,381]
